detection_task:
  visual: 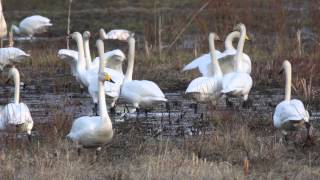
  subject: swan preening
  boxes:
[0,67,33,136]
[273,60,310,132]
[67,39,115,152]
[11,15,52,38]
[186,33,223,104]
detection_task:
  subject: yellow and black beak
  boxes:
[245,34,250,41]
[279,68,284,75]
[104,74,115,83]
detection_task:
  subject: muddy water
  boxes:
[0,75,319,138]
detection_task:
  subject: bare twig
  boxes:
[168,0,212,49]
[66,0,73,49]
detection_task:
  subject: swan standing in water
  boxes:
[273,60,311,136]
[11,15,52,38]
[67,39,115,155]
[182,31,251,76]
[221,23,252,106]
[0,47,30,70]
[0,67,33,138]
[186,33,223,105]
[120,36,167,112]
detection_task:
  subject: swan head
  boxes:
[279,60,291,74]
[71,32,82,41]
[83,31,91,40]
[209,33,220,41]
[99,28,107,40]
[233,23,246,33]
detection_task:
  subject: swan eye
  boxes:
[245,35,250,40]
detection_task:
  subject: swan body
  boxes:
[71,32,124,107]
[0,47,30,70]
[11,15,52,37]
[183,31,251,76]
[0,67,33,135]
[186,33,223,103]
[67,39,114,148]
[273,60,309,128]
[221,24,253,100]
[100,28,134,41]
[120,36,167,108]
[0,1,7,39]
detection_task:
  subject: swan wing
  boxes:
[122,80,166,100]
[221,72,252,95]
[0,47,30,70]
[273,99,309,127]
[2,103,33,125]
[182,50,221,73]
[67,116,99,140]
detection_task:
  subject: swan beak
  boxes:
[245,34,250,41]
[279,68,284,74]
[66,35,72,40]
[105,74,115,83]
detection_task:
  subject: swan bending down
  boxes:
[273,60,310,133]
[221,23,252,103]
[0,47,30,70]
[183,31,251,76]
[0,67,33,136]
[100,28,134,42]
[67,39,115,152]
[186,33,223,104]
[71,32,123,113]
[11,15,52,38]
[120,36,167,109]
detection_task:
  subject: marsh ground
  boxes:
[1,0,320,179]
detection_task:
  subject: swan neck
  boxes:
[74,34,86,70]
[10,68,20,104]
[11,25,20,34]
[284,65,292,101]
[235,28,246,71]
[209,35,222,76]
[83,37,92,70]
[225,31,238,50]
[125,37,135,82]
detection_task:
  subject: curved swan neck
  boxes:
[11,25,20,34]
[125,37,135,82]
[283,61,292,101]
[225,31,240,50]
[9,67,20,104]
[209,33,222,77]
[83,33,92,70]
[235,25,246,71]
[72,32,86,70]
[97,39,112,129]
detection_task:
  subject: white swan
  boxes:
[186,33,223,104]
[67,39,115,152]
[0,47,30,70]
[100,28,134,42]
[0,67,33,136]
[120,36,167,109]
[83,31,126,74]
[0,1,7,40]
[11,15,52,38]
[57,49,78,77]
[221,23,253,103]
[273,60,310,130]
[71,32,123,112]
[183,31,251,76]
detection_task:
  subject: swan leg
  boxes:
[166,102,171,119]
[225,97,233,108]
[27,134,32,142]
[94,147,102,161]
[80,86,84,94]
[190,103,198,114]
[93,103,98,116]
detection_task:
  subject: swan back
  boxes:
[273,99,309,128]
[100,28,134,41]
[17,15,52,36]
[0,47,30,70]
